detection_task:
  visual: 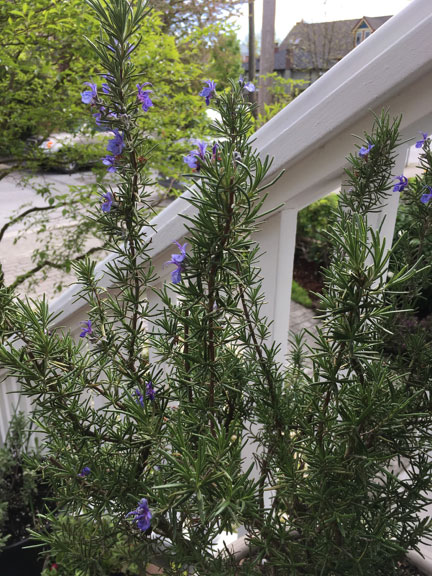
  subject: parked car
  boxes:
[38,130,111,173]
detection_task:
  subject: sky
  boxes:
[236,0,414,44]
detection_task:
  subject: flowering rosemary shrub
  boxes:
[0,0,431,574]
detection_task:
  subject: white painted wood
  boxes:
[42,0,432,331]
[367,146,410,244]
[2,0,432,420]
[272,209,298,361]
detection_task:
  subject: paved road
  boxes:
[0,170,104,296]
[0,169,170,297]
[0,169,101,229]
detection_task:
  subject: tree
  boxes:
[206,28,244,90]
[0,2,244,296]
[258,0,276,112]
[0,0,99,156]
[150,0,245,35]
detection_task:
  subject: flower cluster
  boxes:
[134,381,156,406]
[79,320,92,338]
[146,380,156,401]
[101,191,114,212]
[416,132,428,149]
[126,498,152,532]
[199,80,217,105]
[421,186,432,204]
[81,82,98,105]
[137,83,153,112]
[393,175,408,193]
[184,141,208,171]
[82,79,153,182]
[167,241,187,284]
[359,142,374,158]
[78,466,91,478]
[239,75,255,93]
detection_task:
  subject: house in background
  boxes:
[243,16,392,87]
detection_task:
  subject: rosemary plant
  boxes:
[0,1,431,575]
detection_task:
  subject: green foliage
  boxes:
[296,192,339,268]
[0,0,99,156]
[206,27,243,90]
[383,150,432,409]
[0,412,45,547]
[291,279,314,308]
[33,140,109,174]
[391,173,432,317]
[0,3,431,575]
[39,517,145,576]
[0,0,245,293]
[256,113,432,574]
[252,73,305,131]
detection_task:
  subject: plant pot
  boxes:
[1,538,44,576]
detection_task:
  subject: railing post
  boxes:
[271,208,298,363]
[368,146,409,249]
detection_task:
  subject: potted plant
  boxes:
[0,0,431,573]
[0,412,48,576]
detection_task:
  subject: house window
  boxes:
[355,22,372,46]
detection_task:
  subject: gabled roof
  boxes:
[352,15,392,32]
[280,16,393,71]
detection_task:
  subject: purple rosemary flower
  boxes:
[101,191,114,212]
[102,83,110,95]
[108,41,134,58]
[183,152,199,170]
[79,320,92,338]
[420,186,432,204]
[199,80,217,105]
[359,143,374,158]
[146,381,156,402]
[416,132,428,149]
[102,155,117,172]
[126,498,152,532]
[78,466,91,477]
[212,142,219,160]
[107,130,124,156]
[137,83,153,112]
[239,75,255,92]
[81,82,97,105]
[93,106,106,126]
[393,175,408,193]
[167,241,187,284]
[134,388,144,407]
[183,141,207,171]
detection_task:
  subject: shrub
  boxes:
[296,192,338,268]
[0,1,431,574]
[0,412,47,547]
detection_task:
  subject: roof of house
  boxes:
[280,16,392,71]
[352,15,393,31]
[243,49,289,74]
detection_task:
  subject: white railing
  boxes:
[1,0,432,568]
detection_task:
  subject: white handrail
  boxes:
[45,0,432,328]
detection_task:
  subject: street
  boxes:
[0,169,102,297]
